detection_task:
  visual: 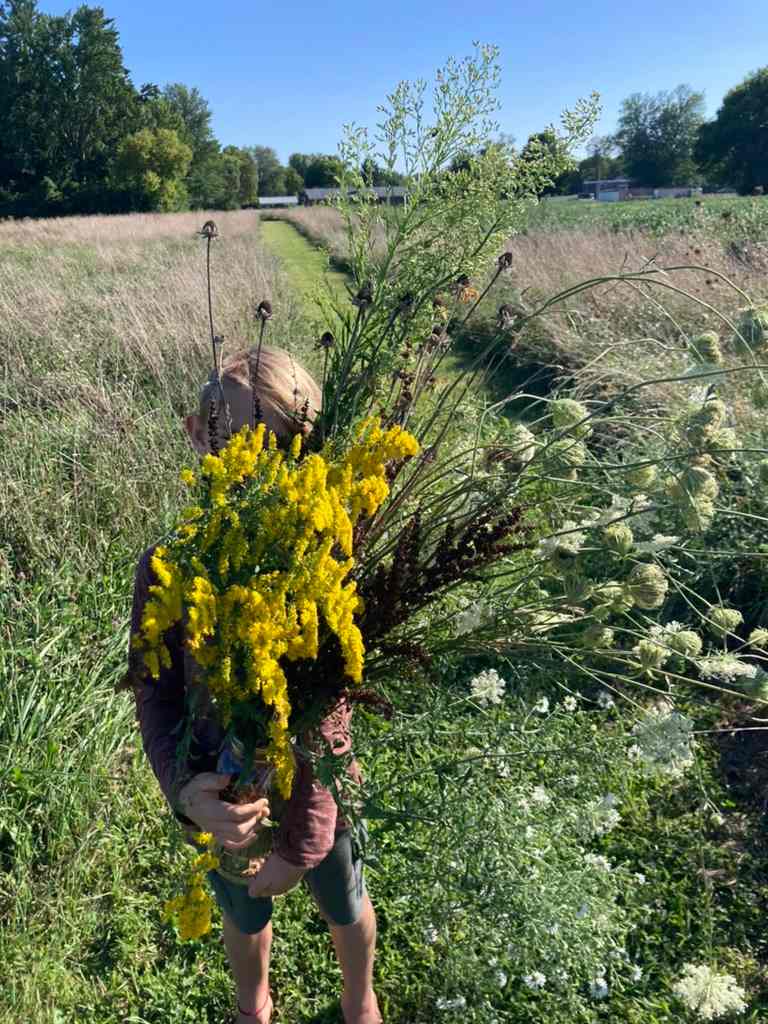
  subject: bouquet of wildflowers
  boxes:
[132,417,420,801]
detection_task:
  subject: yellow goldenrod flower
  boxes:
[134,418,419,801]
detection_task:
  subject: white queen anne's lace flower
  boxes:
[630,701,695,778]
[582,794,621,837]
[672,963,748,1020]
[523,971,547,990]
[455,600,493,636]
[698,655,757,683]
[470,668,506,707]
[589,976,609,999]
[562,694,578,711]
[436,996,467,1011]
[597,690,615,709]
[533,696,550,714]
[537,521,585,559]
[584,853,612,871]
[635,533,681,554]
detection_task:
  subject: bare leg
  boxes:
[327,893,382,1024]
[221,911,273,1024]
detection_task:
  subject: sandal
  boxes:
[236,992,272,1024]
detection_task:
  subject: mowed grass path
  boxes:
[260,218,350,307]
[260,215,471,392]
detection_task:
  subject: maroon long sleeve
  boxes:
[128,546,359,869]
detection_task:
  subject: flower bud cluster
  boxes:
[688,330,723,366]
[550,398,592,439]
[603,523,634,557]
[545,438,587,481]
[732,302,768,354]
[706,605,743,640]
[626,563,668,610]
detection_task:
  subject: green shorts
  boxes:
[207,828,366,934]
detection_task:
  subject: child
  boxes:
[126,345,382,1024]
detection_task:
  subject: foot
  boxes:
[236,993,272,1024]
[341,990,382,1024]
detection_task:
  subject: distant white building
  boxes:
[582,178,703,202]
[652,186,703,199]
[582,178,633,201]
[258,196,299,208]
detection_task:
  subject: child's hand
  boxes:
[247,852,306,898]
[178,773,270,850]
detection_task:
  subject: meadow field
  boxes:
[2,205,768,1024]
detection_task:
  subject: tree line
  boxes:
[0,1,404,218]
[535,76,768,196]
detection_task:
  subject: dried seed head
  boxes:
[497,251,514,270]
[316,331,335,350]
[256,300,273,322]
[432,294,450,323]
[352,281,374,309]
[199,220,218,240]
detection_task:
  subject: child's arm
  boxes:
[128,548,199,814]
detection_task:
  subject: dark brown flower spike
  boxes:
[497,251,514,270]
[207,392,220,455]
[249,352,262,430]
[316,331,335,350]
[199,220,218,240]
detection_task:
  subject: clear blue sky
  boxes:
[40,0,768,161]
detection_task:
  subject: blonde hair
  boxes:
[200,344,322,441]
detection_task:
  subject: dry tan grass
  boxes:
[506,227,763,321]
[1,209,312,404]
[0,209,317,575]
[0,208,260,247]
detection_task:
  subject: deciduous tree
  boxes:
[113,127,192,211]
[613,85,705,187]
[696,68,768,193]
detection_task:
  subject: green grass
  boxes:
[523,194,768,240]
[260,219,350,307]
